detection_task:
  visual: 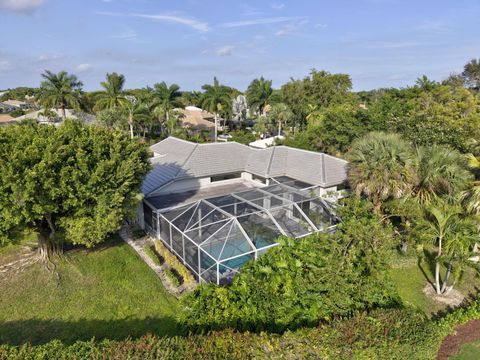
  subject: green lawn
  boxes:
[389,248,479,316]
[449,340,480,360]
[0,236,180,345]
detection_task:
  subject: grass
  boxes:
[389,247,479,316]
[0,235,180,345]
[450,340,480,360]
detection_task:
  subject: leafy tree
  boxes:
[347,132,416,211]
[151,82,183,126]
[96,108,128,131]
[415,75,439,91]
[201,77,231,141]
[462,58,480,89]
[37,70,83,118]
[420,202,477,295]
[268,103,293,135]
[93,72,128,112]
[412,146,472,205]
[180,91,202,107]
[0,120,150,264]
[246,77,276,116]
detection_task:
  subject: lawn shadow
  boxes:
[0,316,185,346]
[417,248,436,289]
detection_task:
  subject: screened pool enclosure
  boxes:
[144,178,338,284]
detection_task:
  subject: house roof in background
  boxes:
[142,137,347,196]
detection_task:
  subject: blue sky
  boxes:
[0,0,479,91]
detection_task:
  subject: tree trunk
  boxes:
[400,240,408,253]
[278,121,282,137]
[435,261,442,294]
[214,113,218,142]
[128,111,134,139]
[440,261,453,294]
[62,104,66,119]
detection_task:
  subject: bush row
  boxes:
[153,240,195,285]
[143,244,163,266]
[3,303,480,360]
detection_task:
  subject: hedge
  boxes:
[4,301,480,360]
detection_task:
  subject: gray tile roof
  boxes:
[142,137,347,195]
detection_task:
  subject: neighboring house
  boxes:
[0,103,17,113]
[2,99,31,110]
[138,137,348,284]
[175,106,226,136]
[249,135,285,149]
[15,108,76,123]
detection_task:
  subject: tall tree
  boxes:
[38,70,83,118]
[421,202,476,295]
[462,58,480,89]
[347,132,416,212]
[201,77,231,141]
[269,103,293,136]
[246,77,275,116]
[152,82,183,127]
[412,146,472,205]
[0,120,150,265]
[93,72,128,112]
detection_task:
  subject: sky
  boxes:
[0,0,479,91]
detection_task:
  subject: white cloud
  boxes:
[275,19,308,36]
[271,3,285,10]
[75,63,92,73]
[216,45,234,56]
[111,29,137,40]
[38,53,64,62]
[0,0,44,14]
[133,13,209,32]
[314,23,327,28]
[221,16,300,28]
[0,59,11,72]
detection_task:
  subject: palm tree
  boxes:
[38,70,83,118]
[151,82,183,128]
[269,103,293,136]
[422,202,476,294]
[201,77,231,142]
[347,132,417,212]
[93,72,127,112]
[246,77,274,117]
[412,146,473,206]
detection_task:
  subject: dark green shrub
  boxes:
[164,268,181,287]
[143,245,162,266]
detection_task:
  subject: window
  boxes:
[252,174,266,184]
[211,172,241,182]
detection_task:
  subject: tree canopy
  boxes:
[0,120,150,258]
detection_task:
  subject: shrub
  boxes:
[143,244,163,266]
[132,229,146,240]
[153,240,195,285]
[164,268,181,287]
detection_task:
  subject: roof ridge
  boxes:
[266,146,275,176]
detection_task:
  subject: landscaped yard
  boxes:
[389,248,479,316]
[0,235,180,345]
[450,339,480,360]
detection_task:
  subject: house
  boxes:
[0,102,17,113]
[138,137,348,284]
[1,99,31,110]
[175,106,226,136]
[14,108,76,123]
[249,135,285,149]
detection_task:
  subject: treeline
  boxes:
[5,58,480,150]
